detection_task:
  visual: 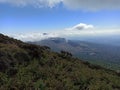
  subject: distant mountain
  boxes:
[1,33,120,89]
[29,37,120,71]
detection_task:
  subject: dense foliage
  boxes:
[0,34,120,90]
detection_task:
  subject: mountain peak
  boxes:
[47,37,67,43]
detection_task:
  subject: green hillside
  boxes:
[30,38,120,71]
[0,34,120,90]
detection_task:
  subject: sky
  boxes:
[0,0,120,41]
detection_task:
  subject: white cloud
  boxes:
[0,0,62,8]
[66,23,94,30]
[1,0,120,11]
[10,29,120,42]
[8,23,93,41]
[62,0,120,11]
[9,23,94,41]
[8,23,120,42]
[10,32,59,42]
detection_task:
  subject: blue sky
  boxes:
[0,0,120,41]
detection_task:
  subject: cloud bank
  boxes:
[9,23,120,42]
[63,0,120,11]
[1,0,120,11]
[9,23,95,41]
[11,32,59,42]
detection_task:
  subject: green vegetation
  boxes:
[0,34,120,90]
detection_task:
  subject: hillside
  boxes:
[0,34,120,90]
[29,38,120,71]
